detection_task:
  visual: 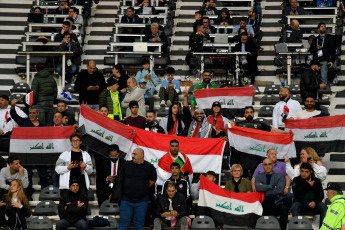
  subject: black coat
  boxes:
[279,25,303,43]
[292,175,324,203]
[189,32,210,52]
[300,68,321,101]
[0,196,31,230]
[233,40,258,64]
[154,193,188,219]
[58,189,88,223]
[310,34,336,63]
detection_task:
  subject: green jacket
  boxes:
[191,82,219,105]
[225,177,253,193]
[31,69,57,104]
[321,195,345,230]
[99,88,122,120]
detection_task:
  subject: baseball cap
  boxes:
[212,101,221,108]
[107,78,119,87]
[324,183,342,192]
[139,78,147,84]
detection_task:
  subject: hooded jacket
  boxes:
[31,69,57,104]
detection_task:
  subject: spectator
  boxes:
[233,33,258,84]
[49,101,76,126]
[320,183,345,230]
[285,147,327,181]
[99,78,123,121]
[289,95,327,120]
[300,61,327,102]
[0,156,29,198]
[57,33,80,84]
[121,78,146,117]
[191,71,218,116]
[193,11,203,32]
[310,22,336,85]
[99,106,109,116]
[136,0,158,14]
[205,101,229,140]
[189,23,210,53]
[68,7,83,25]
[143,16,165,37]
[108,65,129,101]
[247,8,263,45]
[135,59,159,96]
[159,67,180,107]
[230,27,249,43]
[144,23,168,52]
[75,60,106,111]
[281,0,305,23]
[139,78,154,111]
[118,148,157,230]
[272,87,302,129]
[159,102,185,135]
[200,0,218,16]
[56,178,88,230]
[31,63,57,126]
[156,140,192,186]
[291,163,327,228]
[316,0,333,7]
[0,179,31,230]
[0,95,27,137]
[52,0,69,15]
[225,164,252,192]
[279,19,303,43]
[234,17,254,38]
[55,133,93,196]
[153,181,189,230]
[123,101,146,128]
[62,112,69,125]
[50,112,67,127]
[55,21,79,43]
[255,158,288,230]
[202,17,216,34]
[68,0,86,6]
[217,8,233,25]
[10,100,43,128]
[34,6,42,13]
[252,148,292,208]
[142,110,165,133]
[120,7,141,41]
[95,144,126,207]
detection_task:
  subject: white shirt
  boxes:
[292,110,321,120]
[272,98,302,128]
[286,162,327,181]
[0,105,27,134]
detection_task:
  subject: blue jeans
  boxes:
[118,200,149,230]
[283,191,293,210]
[254,4,262,23]
[319,61,328,84]
[57,63,77,83]
[291,201,328,228]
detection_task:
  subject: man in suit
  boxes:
[95,144,126,207]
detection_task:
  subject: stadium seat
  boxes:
[289,84,300,94]
[88,189,95,201]
[320,106,330,115]
[10,94,24,104]
[318,85,332,95]
[99,200,120,215]
[335,90,345,97]
[93,216,118,230]
[0,90,10,97]
[258,106,274,117]
[264,84,281,94]
[33,200,58,216]
[0,79,15,87]
[10,82,30,94]
[255,118,270,127]
[335,104,345,109]
[260,95,279,105]
[191,215,215,230]
[157,106,170,117]
[255,216,280,230]
[63,83,76,93]
[330,153,345,162]
[223,224,249,229]
[287,216,313,230]
[319,100,331,106]
[27,216,53,230]
[244,84,260,94]
[39,186,60,201]
[290,94,303,105]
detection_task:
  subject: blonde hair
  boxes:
[230,164,243,176]
[5,180,31,212]
[301,147,320,162]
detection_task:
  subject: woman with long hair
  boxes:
[0,179,31,230]
[159,102,185,135]
[108,65,129,101]
[285,147,327,181]
[205,101,229,140]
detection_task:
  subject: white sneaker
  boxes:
[166,100,172,107]
[160,100,166,107]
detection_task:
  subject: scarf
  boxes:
[168,119,178,135]
[232,177,242,193]
[207,114,225,132]
[187,120,203,137]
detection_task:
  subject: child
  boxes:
[139,78,154,111]
[159,67,180,107]
[135,58,159,96]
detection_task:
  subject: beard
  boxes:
[146,120,154,126]
[246,116,253,122]
[111,158,118,163]
[203,78,211,84]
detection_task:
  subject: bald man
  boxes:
[280,19,303,43]
[118,148,157,230]
[121,78,146,117]
[75,60,106,111]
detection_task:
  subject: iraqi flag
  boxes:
[25,92,34,106]
[285,115,345,156]
[194,87,253,119]
[10,126,74,165]
[228,126,296,176]
[198,175,264,228]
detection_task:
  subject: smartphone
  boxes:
[307,157,312,162]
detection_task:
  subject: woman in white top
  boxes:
[285,147,327,181]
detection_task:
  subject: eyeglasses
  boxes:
[263,163,272,166]
[71,139,81,142]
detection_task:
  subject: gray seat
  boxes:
[320,105,329,115]
[157,106,169,117]
[318,85,332,95]
[287,216,313,230]
[291,94,303,105]
[191,215,215,230]
[16,56,47,65]
[223,224,249,229]
[33,200,58,216]
[264,84,281,94]
[27,216,53,230]
[255,216,280,230]
[258,106,274,117]
[88,189,95,201]
[99,200,120,215]
[39,186,60,201]
[0,90,10,97]
[11,82,31,93]
[289,84,300,94]
[330,154,345,162]
[63,83,76,93]
[244,84,260,94]
[255,118,270,127]
[260,95,279,105]
[10,94,24,104]
[93,216,118,230]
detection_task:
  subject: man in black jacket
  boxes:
[310,22,336,85]
[279,19,303,43]
[189,24,210,52]
[144,23,168,52]
[300,60,327,102]
[56,178,88,230]
[291,163,327,228]
[142,110,165,133]
[154,181,189,230]
[120,7,141,41]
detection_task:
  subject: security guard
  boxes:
[321,183,345,230]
